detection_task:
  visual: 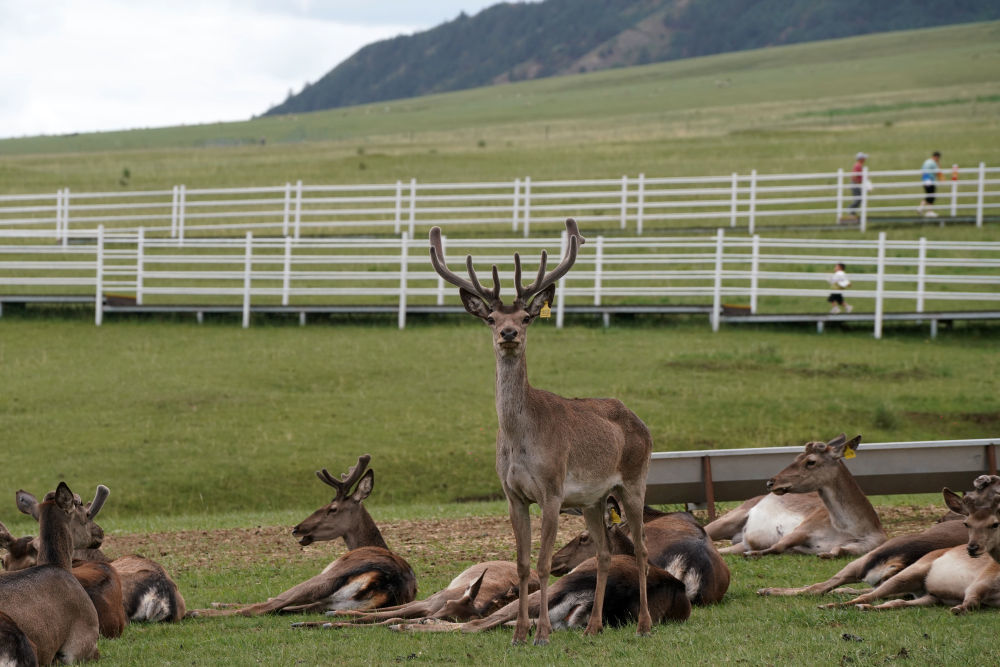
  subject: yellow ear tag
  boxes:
[539,301,551,319]
[609,508,622,524]
[843,447,856,459]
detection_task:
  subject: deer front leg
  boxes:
[581,502,611,638]
[533,497,562,646]
[744,521,816,557]
[818,558,934,609]
[507,496,533,646]
[618,488,651,636]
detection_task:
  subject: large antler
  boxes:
[316,454,372,500]
[515,218,586,303]
[428,227,501,306]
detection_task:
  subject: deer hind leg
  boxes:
[507,496,534,646]
[617,488,651,636]
[532,497,562,646]
[758,555,871,596]
[818,559,933,610]
[581,502,611,637]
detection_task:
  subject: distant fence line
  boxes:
[1,228,999,338]
[1,164,998,240]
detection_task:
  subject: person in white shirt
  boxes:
[827,263,852,314]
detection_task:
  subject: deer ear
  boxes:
[0,520,12,548]
[54,482,75,510]
[465,568,487,601]
[459,289,492,321]
[942,488,966,515]
[526,284,556,318]
[351,469,375,502]
[15,491,39,520]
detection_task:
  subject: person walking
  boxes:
[827,262,852,314]
[918,151,943,218]
[843,152,867,222]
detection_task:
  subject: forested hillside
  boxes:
[265,0,1000,116]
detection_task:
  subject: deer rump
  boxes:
[113,555,187,622]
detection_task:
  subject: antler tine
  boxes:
[429,226,498,303]
[338,454,372,490]
[316,468,342,492]
[87,484,110,519]
[517,218,585,302]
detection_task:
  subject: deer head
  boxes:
[15,484,109,551]
[429,218,585,358]
[766,434,862,495]
[943,486,1000,561]
[292,455,375,547]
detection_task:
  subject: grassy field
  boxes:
[1,22,998,194]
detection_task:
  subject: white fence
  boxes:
[1,165,998,240]
[2,228,999,338]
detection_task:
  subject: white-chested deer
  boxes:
[708,434,886,558]
[293,561,539,628]
[552,501,729,605]
[819,482,1000,614]
[192,455,416,617]
[430,219,654,644]
[0,482,100,664]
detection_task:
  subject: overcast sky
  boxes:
[0,0,504,139]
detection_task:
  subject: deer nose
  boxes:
[500,327,518,342]
[968,543,981,557]
[765,479,775,491]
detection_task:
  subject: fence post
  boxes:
[950,167,959,218]
[836,167,844,223]
[750,234,760,314]
[242,232,253,328]
[170,185,179,238]
[523,176,531,237]
[874,231,886,340]
[711,227,724,332]
[859,165,869,233]
[594,235,607,327]
[136,227,145,306]
[556,229,567,329]
[398,232,409,330]
[394,180,403,234]
[178,184,186,244]
[408,178,417,237]
[293,180,303,239]
[436,234,446,305]
[636,173,645,236]
[512,178,520,232]
[730,172,739,228]
[916,236,926,314]
[282,182,292,236]
[976,162,985,228]
[748,170,757,236]
[282,235,292,306]
[63,188,71,246]
[620,175,628,230]
[94,225,104,326]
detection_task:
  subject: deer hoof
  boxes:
[950,605,967,616]
[533,636,550,647]
[855,604,873,611]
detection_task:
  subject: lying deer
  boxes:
[391,555,690,635]
[819,485,1000,613]
[0,482,100,664]
[293,561,538,628]
[9,485,185,625]
[193,455,416,616]
[430,219,654,644]
[552,501,729,605]
[709,434,886,558]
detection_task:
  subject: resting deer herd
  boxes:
[2,219,997,663]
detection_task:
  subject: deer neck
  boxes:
[35,508,73,569]
[816,464,881,533]
[494,352,531,431]
[342,507,389,552]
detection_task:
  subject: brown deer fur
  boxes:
[429,219,654,644]
[0,610,38,667]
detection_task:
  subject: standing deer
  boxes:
[429,219,654,645]
[0,482,100,664]
[552,501,730,605]
[710,434,886,558]
[192,455,416,616]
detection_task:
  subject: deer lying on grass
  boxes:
[0,610,38,667]
[293,561,539,628]
[0,482,100,664]
[552,501,730,605]
[819,482,1000,614]
[9,485,185,625]
[430,219,654,645]
[391,555,690,635]
[709,434,886,558]
[193,455,416,617]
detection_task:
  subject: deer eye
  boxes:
[486,316,495,326]
[992,523,1000,530]
[805,459,816,468]
[523,315,532,324]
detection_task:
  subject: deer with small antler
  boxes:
[428,219,654,645]
[192,454,416,617]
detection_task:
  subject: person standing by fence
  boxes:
[843,152,867,222]
[918,151,943,218]
[827,263,852,314]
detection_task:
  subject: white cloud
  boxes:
[0,0,501,138]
